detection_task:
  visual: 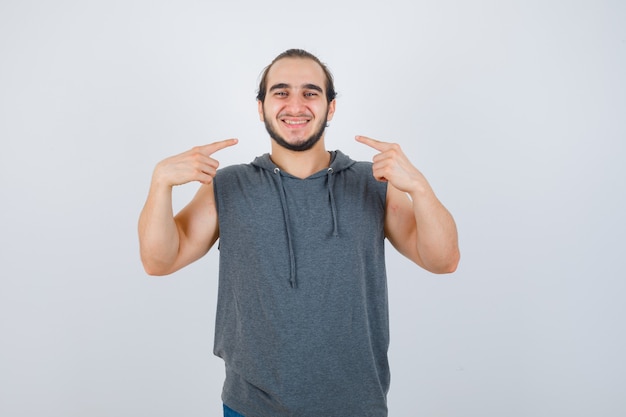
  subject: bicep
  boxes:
[170,183,220,272]
[384,183,425,268]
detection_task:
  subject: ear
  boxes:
[326,99,336,122]
[257,100,264,121]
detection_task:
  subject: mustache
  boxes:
[277,112,312,118]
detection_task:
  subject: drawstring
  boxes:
[272,164,339,288]
[327,168,339,237]
[273,168,298,288]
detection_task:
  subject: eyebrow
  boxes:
[269,83,324,93]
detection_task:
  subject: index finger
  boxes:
[355,135,390,152]
[202,138,239,155]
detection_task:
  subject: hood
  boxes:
[250,150,356,288]
[250,150,355,175]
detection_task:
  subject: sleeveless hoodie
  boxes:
[213,150,389,417]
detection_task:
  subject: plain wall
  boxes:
[1,0,625,416]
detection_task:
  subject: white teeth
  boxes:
[284,120,307,125]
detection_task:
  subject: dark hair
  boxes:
[256,49,337,104]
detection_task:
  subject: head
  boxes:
[257,49,337,152]
[257,49,337,104]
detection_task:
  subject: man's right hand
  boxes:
[139,138,238,275]
[153,138,239,187]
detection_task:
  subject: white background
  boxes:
[1,1,625,416]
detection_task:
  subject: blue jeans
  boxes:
[223,404,245,417]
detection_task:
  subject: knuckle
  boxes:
[386,144,401,158]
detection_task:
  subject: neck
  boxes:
[270,140,331,178]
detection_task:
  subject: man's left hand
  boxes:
[355,135,427,195]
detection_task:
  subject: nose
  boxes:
[284,93,307,114]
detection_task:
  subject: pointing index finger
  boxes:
[355,135,389,152]
[204,138,239,155]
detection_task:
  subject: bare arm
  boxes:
[138,139,238,275]
[356,136,459,274]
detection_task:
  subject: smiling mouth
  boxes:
[281,117,310,127]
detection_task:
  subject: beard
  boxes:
[263,109,329,152]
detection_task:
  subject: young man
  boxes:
[138,49,459,417]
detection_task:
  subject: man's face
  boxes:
[258,57,335,152]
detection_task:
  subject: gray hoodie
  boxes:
[213,150,389,417]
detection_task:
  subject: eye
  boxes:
[304,91,318,98]
[274,91,288,97]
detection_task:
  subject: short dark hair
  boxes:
[256,49,337,104]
